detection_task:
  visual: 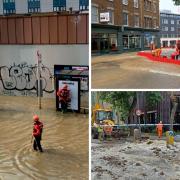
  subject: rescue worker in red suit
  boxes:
[57,84,71,112]
[32,115,43,152]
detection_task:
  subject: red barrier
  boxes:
[137,52,180,65]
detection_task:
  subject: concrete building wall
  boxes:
[66,0,79,11]
[0,45,88,105]
[41,0,53,13]
[16,0,28,14]
[0,0,3,15]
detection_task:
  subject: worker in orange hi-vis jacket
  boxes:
[156,121,163,138]
[103,122,113,140]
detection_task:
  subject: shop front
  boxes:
[92,24,160,54]
[92,24,119,54]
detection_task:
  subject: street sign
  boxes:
[100,12,110,22]
[136,109,141,116]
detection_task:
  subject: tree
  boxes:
[99,91,162,124]
[169,92,178,131]
[172,0,180,5]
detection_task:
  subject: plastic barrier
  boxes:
[137,51,180,65]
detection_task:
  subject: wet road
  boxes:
[92,52,180,89]
[0,96,88,180]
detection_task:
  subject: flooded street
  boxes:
[92,52,180,89]
[0,96,88,180]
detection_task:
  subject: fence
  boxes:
[0,13,88,44]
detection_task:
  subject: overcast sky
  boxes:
[160,0,180,13]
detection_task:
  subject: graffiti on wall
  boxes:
[0,62,54,94]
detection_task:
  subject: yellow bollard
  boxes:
[166,131,174,146]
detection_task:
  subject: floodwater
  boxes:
[0,96,88,180]
[92,52,180,89]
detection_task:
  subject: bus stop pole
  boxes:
[37,51,41,109]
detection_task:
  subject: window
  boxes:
[162,19,168,24]
[108,10,114,25]
[171,27,175,31]
[123,35,141,49]
[122,0,128,5]
[171,20,174,24]
[144,0,152,11]
[28,0,40,13]
[153,19,157,28]
[153,3,156,13]
[79,0,89,11]
[134,15,139,27]
[3,0,15,15]
[134,0,138,8]
[162,26,168,31]
[91,6,98,23]
[123,12,128,26]
[144,17,152,28]
[53,0,66,11]
[177,20,180,25]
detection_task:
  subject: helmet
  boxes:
[33,115,39,121]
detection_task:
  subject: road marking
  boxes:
[121,66,180,77]
[149,70,180,77]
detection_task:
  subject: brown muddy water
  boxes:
[0,96,88,180]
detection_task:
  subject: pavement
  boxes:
[92,52,180,89]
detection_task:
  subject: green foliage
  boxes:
[172,0,180,5]
[99,91,135,120]
[99,92,162,122]
[145,92,162,108]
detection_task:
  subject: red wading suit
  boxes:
[33,119,43,152]
[57,85,71,112]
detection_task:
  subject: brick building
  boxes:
[92,0,160,54]
[160,10,180,48]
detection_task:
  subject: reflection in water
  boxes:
[0,96,88,180]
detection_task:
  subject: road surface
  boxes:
[92,52,180,89]
[92,138,180,180]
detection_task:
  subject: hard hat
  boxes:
[33,115,39,121]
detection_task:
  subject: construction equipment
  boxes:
[91,103,115,139]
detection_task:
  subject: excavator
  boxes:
[91,103,115,139]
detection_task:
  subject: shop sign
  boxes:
[100,12,110,22]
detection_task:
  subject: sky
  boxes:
[160,0,180,13]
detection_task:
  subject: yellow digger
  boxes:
[92,104,115,139]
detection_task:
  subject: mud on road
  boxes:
[91,138,180,180]
[0,96,88,180]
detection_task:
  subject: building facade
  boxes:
[92,0,160,54]
[160,10,180,48]
[0,1,89,104]
[0,0,89,15]
[130,92,180,130]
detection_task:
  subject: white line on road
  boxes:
[149,70,180,77]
